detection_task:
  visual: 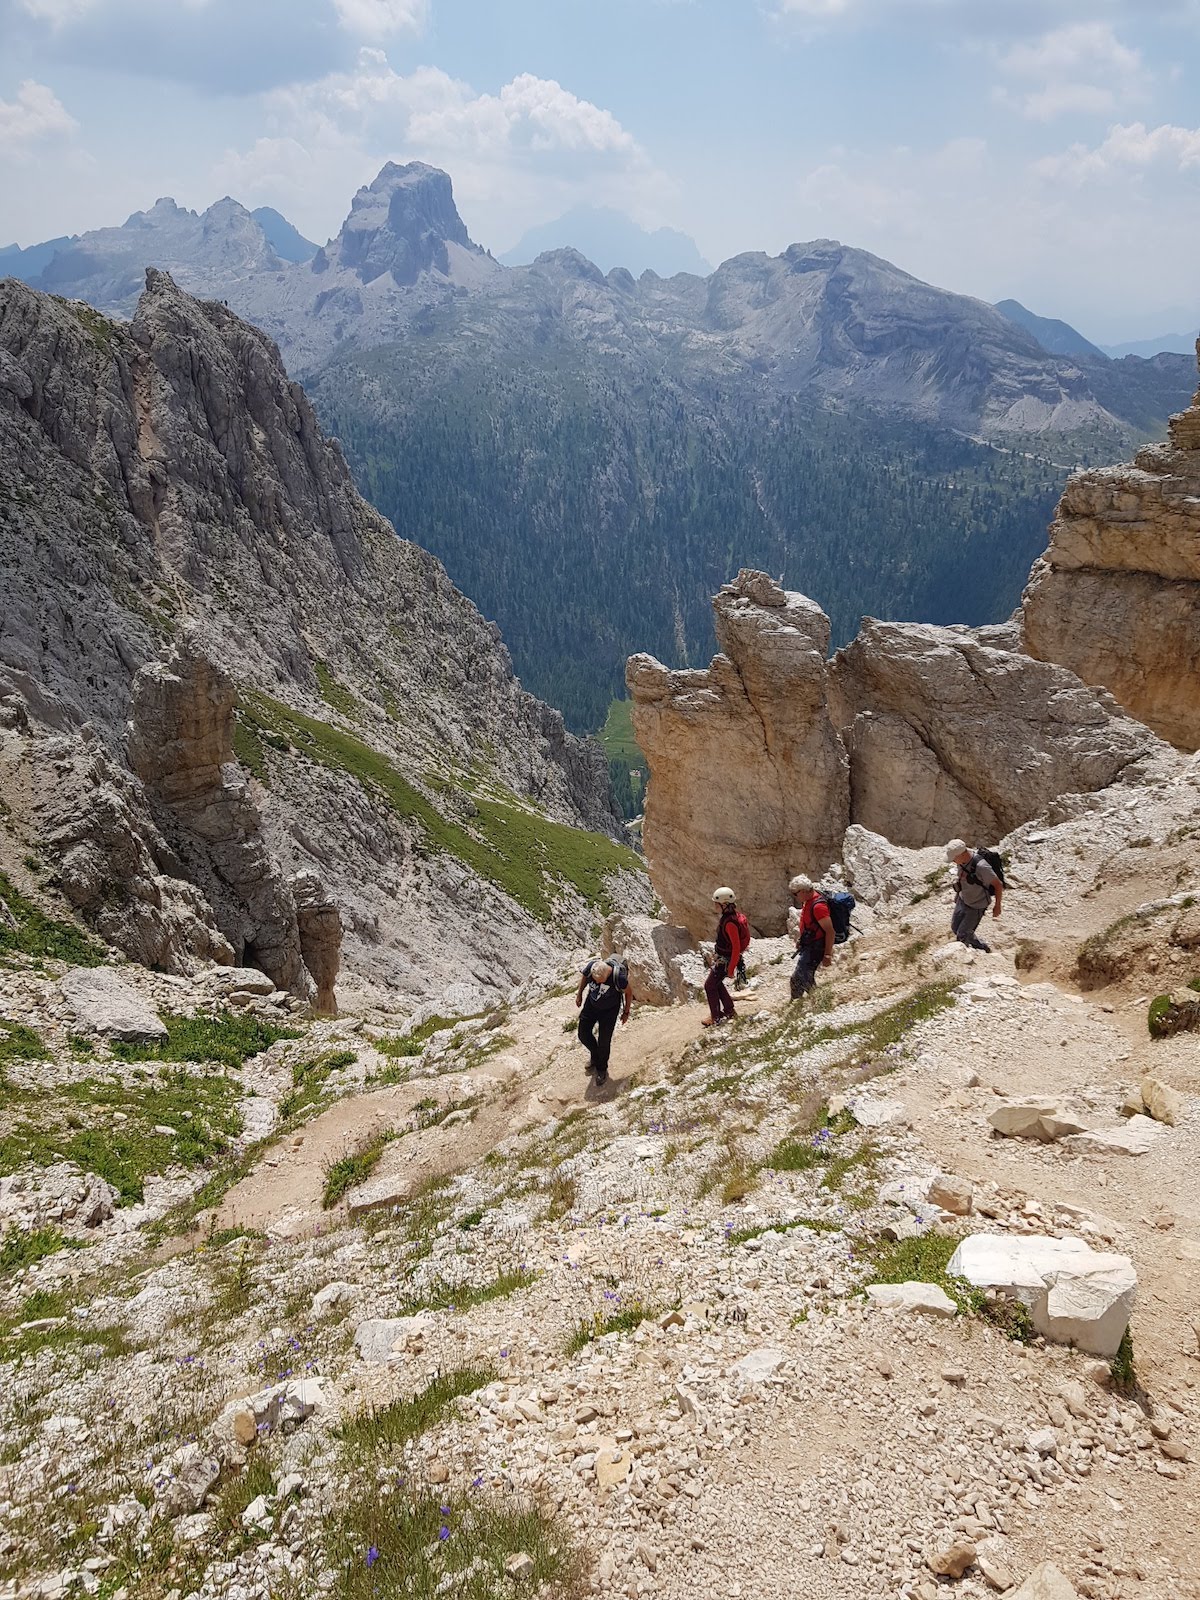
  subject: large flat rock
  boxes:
[59,966,167,1041]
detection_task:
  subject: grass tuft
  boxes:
[338,1367,496,1453]
[112,1010,298,1068]
[566,1296,659,1355]
[0,1224,80,1275]
[323,1128,396,1208]
[399,1266,538,1318]
[0,871,106,966]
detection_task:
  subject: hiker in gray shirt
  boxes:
[946,839,1003,952]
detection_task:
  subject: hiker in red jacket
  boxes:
[789,874,834,999]
[703,886,745,1027]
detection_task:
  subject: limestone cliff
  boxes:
[0,272,637,1007]
[629,572,1168,934]
[627,573,848,938]
[1021,342,1200,751]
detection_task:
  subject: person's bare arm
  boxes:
[818,912,835,966]
[621,982,632,1024]
[575,974,586,1008]
[992,883,1003,919]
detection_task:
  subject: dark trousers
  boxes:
[704,961,735,1021]
[952,898,988,949]
[578,1001,619,1073]
[790,944,822,999]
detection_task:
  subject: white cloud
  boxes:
[1034,120,1200,180]
[331,0,426,37]
[0,78,77,154]
[993,22,1149,120]
[213,50,661,250]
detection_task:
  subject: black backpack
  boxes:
[965,848,1007,897]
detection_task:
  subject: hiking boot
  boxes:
[594,1068,608,1087]
[975,940,992,953]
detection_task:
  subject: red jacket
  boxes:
[798,893,831,948]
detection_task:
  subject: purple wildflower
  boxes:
[366,1545,379,1568]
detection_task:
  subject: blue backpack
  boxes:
[822,888,856,944]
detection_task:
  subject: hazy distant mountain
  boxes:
[251,206,317,263]
[0,236,75,283]
[4,198,312,310]
[1101,330,1198,359]
[994,298,1106,361]
[500,206,711,278]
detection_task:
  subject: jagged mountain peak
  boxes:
[314,161,483,287]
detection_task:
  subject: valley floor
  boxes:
[1,770,1199,1600]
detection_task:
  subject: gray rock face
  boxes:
[59,967,167,1042]
[0,271,627,1003]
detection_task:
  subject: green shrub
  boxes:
[0,1225,78,1275]
[1110,1328,1138,1396]
[1148,994,1174,1038]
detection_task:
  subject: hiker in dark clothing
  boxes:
[789,874,834,999]
[703,886,745,1027]
[946,839,1003,951]
[575,956,630,1085]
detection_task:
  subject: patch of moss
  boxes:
[232,715,270,784]
[1148,994,1174,1038]
[68,303,117,358]
[238,693,641,921]
[0,872,106,966]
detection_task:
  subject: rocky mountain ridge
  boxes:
[0,270,640,1010]
[12,163,1191,448]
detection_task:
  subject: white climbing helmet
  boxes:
[712,886,736,905]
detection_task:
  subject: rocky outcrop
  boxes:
[828,619,1161,847]
[0,271,629,1006]
[628,572,849,938]
[1021,344,1200,750]
[127,634,312,999]
[629,571,1165,934]
[599,912,696,1007]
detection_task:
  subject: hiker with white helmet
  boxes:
[575,955,631,1086]
[789,874,835,999]
[946,839,1003,952]
[702,887,748,1027]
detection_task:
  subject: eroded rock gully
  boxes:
[629,571,1168,936]
[0,271,630,1006]
[1021,342,1200,751]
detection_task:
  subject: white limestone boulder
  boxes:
[59,966,167,1042]
[947,1235,1136,1357]
[865,1282,957,1317]
[600,912,695,1006]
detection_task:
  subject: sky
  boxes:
[1,0,1198,341]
